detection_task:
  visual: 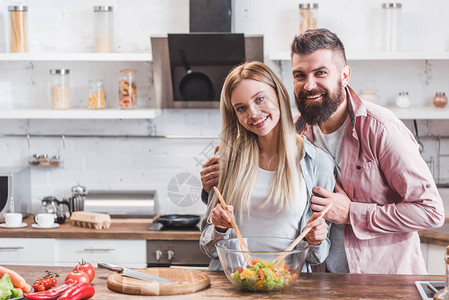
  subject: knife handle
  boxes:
[97,261,125,272]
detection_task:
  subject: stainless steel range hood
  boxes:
[151,34,263,109]
[83,190,158,218]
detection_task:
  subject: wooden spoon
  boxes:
[213,187,253,267]
[272,203,333,267]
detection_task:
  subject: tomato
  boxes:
[251,258,259,265]
[32,283,45,292]
[73,260,95,282]
[65,270,90,284]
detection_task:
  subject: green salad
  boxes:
[230,258,297,292]
[0,274,22,300]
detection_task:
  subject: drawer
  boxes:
[55,239,146,267]
[0,238,55,265]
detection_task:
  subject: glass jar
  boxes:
[299,3,318,34]
[434,246,449,299]
[359,90,379,104]
[381,3,402,51]
[49,69,70,110]
[94,6,113,53]
[8,5,28,53]
[119,69,137,109]
[433,92,448,108]
[395,91,410,109]
[50,155,61,167]
[88,80,106,109]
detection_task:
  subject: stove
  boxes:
[146,223,209,267]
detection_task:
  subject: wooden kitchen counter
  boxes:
[0,216,200,240]
[419,218,449,247]
[5,265,444,299]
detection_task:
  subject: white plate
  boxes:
[0,223,27,228]
[32,223,60,229]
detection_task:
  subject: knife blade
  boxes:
[98,261,175,284]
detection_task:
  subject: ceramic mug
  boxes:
[35,213,55,227]
[5,213,22,227]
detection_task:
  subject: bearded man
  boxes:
[200,28,444,274]
[292,28,444,274]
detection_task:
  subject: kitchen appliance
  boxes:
[0,167,31,222]
[70,185,87,212]
[83,190,158,218]
[190,0,232,33]
[40,196,70,224]
[151,34,263,108]
[152,214,200,229]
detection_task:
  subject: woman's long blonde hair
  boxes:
[214,61,304,220]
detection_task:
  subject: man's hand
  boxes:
[310,182,351,225]
[200,155,220,193]
[304,211,328,245]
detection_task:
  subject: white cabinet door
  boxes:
[55,239,146,268]
[427,244,446,275]
[0,238,55,265]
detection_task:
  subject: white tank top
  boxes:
[237,167,307,250]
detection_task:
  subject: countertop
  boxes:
[0,216,201,240]
[1,216,447,245]
[5,265,444,299]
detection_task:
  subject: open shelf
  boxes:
[269,51,449,61]
[0,108,161,119]
[0,53,152,62]
[387,107,449,120]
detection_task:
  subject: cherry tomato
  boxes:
[65,270,90,284]
[32,283,45,292]
[73,260,95,282]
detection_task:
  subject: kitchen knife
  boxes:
[98,261,175,284]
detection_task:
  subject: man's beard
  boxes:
[294,81,345,126]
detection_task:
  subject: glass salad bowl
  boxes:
[215,237,309,292]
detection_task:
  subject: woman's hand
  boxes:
[304,212,328,245]
[212,203,234,230]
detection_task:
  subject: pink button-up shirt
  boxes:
[298,86,445,274]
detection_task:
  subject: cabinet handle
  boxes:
[0,246,24,250]
[83,247,115,252]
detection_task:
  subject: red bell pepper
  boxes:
[58,282,95,300]
[24,279,77,300]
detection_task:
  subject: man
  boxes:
[201,28,444,274]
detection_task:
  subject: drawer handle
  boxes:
[83,247,115,252]
[0,246,24,250]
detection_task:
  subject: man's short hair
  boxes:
[291,28,347,67]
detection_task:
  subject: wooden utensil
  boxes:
[213,187,253,267]
[106,267,210,296]
[273,203,333,267]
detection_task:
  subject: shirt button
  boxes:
[356,166,361,170]
[426,183,431,188]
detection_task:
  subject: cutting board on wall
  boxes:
[106,268,210,296]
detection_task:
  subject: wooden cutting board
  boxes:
[106,268,210,296]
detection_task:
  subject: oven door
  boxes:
[147,240,210,267]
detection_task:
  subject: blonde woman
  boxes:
[199,61,335,271]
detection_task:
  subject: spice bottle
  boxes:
[49,69,70,110]
[8,5,28,53]
[39,154,50,166]
[50,155,61,167]
[299,3,318,34]
[381,3,402,51]
[88,80,106,109]
[94,6,113,52]
[395,92,410,109]
[119,69,137,108]
[433,92,448,108]
[433,246,449,299]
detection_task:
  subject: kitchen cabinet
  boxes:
[55,239,146,267]
[421,243,446,275]
[0,238,55,265]
[0,238,146,267]
[269,51,449,120]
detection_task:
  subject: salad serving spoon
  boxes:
[213,186,253,267]
[273,203,333,267]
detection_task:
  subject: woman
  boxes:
[199,61,335,271]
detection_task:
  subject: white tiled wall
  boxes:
[0,0,449,215]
